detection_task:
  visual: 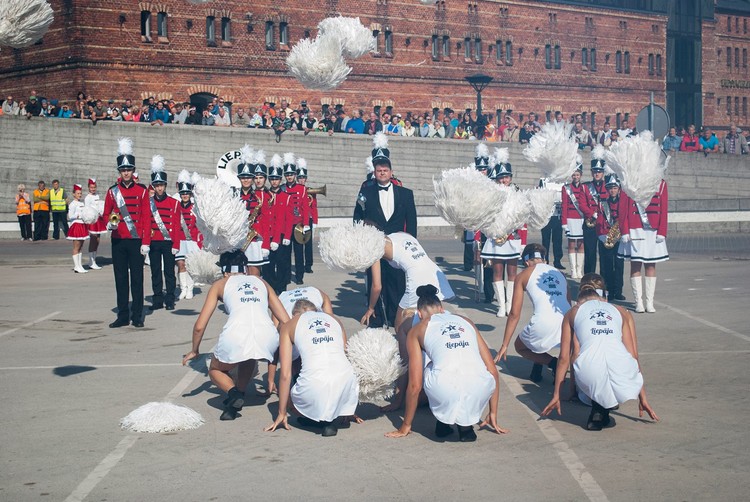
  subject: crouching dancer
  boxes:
[182,250,289,420]
[265,300,360,437]
[386,285,507,442]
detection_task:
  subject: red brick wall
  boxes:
[1,0,666,123]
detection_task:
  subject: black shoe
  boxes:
[165,303,175,311]
[305,267,313,273]
[294,279,303,285]
[132,320,144,328]
[435,420,455,438]
[554,262,566,270]
[587,410,605,431]
[226,388,245,410]
[529,363,543,383]
[321,422,338,437]
[614,294,626,301]
[109,318,129,328]
[220,408,239,421]
[297,416,323,428]
[151,303,164,311]
[548,357,558,374]
[457,425,477,442]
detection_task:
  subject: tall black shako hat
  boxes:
[253,150,268,178]
[492,147,512,178]
[150,155,167,185]
[237,144,255,179]
[605,173,621,188]
[283,152,297,175]
[117,137,136,170]
[590,144,607,171]
[177,169,193,193]
[474,143,490,170]
[296,157,308,178]
[268,154,284,179]
[371,132,391,168]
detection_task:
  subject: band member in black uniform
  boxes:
[595,174,626,302]
[103,138,151,328]
[539,178,565,270]
[296,159,316,275]
[582,150,609,275]
[146,155,181,311]
[353,133,417,327]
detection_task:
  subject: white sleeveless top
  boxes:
[519,264,571,354]
[291,311,359,422]
[213,275,278,364]
[386,232,455,308]
[572,300,643,409]
[279,287,324,317]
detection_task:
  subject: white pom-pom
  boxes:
[193,178,250,254]
[433,167,504,231]
[318,222,386,272]
[493,147,509,165]
[591,143,606,161]
[80,205,100,224]
[270,154,283,168]
[0,0,54,49]
[191,172,202,186]
[475,142,489,159]
[186,250,222,284]
[239,144,254,165]
[604,131,667,208]
[525,188,558,230]
[297,157,307,169]
[523,122,578,182]
[346,328,406,402]
[481,187,530,238]
[286,36,352,91]
[177,169,191,184]
[317,16,376,59]
[117,137,133,156]
[150,155,165,175]
[365,156,374,173]
[253,150,266,166]
[120,402,204,433]
[283,152,296,166]
[373,132,388,149]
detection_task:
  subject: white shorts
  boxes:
[244,239,269,267]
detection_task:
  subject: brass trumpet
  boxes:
[307,185,326,206]
[585,217,596,228]
[494,235,509,245]
[109,213,121,225]
[604,222,621,249]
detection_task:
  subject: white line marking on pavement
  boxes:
[64,370,200,502]
[0,311,62,339]
[639,349,750,356]
[655,301,750,343]
[0,363,182,371]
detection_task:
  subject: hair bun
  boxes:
[416,284,438,298]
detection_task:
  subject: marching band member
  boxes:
[296,158,316,275]
[282,152,311,285]
[146,155,181,311]
[582,146,609,275]
[472,147,496,304]
[595,174,626,302]
[538,177,565,270]
[264,154,292,295]
[234,146,271,272]
[561,161,587,279]
[67,184,90,274]
[103,138,151,328]
[175,170,202,300]
[84,178,106,270]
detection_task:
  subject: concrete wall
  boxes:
[2,116,749,233]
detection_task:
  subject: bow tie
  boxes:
[378,185,391,192]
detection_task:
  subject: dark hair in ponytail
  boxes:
[416,284,441,310]
[577,273,606,301]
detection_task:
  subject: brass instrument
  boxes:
[494,234,509,246]
[604,221,621,249]
[241,199,263,251]
[306,184,327,205]
[294,223,312,244]
[585,216,597,228]
[109,213,121,226]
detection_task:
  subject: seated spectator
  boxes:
[346,109,365,134]
[25,95,43,119]
[139,105,152,123]
[333,110,348,133]
[444,116,455,139]
[484,121,497,142]
[607,130,620,145]
[320,112,335,131]
[106,99,117,117]
[453,124,469,139]
[185,107,201,125]
[2,95,20,115]
[429,118,445,138]
[527,112,541,129]
[57,103,74,118]
[126,105,142,122]
[91,99,108,122]
[680,124,701,152]
[302,113,317,134]
[109,108,123,121]
[385,115,402,135]
[279,99,294,117]
[699,127,719,154]
[591,124,604,146]
[261,111,274,129]
[289,110,304,130]
[661,127,682,152]
[201,109,215,126]
[572,121,592,150]
[417,116,429,137]
[401,119,416,137]
[248,107,263,128]
[721,124,748,154]
[519,122,534,144]
[273,110,291,133]
[364,112,382,135]
[617,120,633,138]
[213,106,231,126]
[232,107,249,127]
[121,99,134,117]
[39,98,52,117]
[502,116,520,142]
[172,102,188,124]
[151,101,171,125]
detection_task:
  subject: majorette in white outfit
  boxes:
[422,313,496,426]
[572,300,644,409]
[290,311,359,422]
[67,199,90,241]
[386,232,454,309]
[175,170,202,300]
[213,275,279,364]
[519,263,571,354]
[84,178,106,270]
[279,286,325,360]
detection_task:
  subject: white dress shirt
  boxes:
[378,183,394,221]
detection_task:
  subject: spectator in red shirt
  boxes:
[680,124,701,152]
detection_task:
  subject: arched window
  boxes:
[206,16,216,46]
[265,21,275,50]
[221,17,231,42]
[141,11,152,42]
[157,11,168,38]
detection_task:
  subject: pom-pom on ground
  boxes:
[346,328,406,403]
[318,222,385,272]
[120,402,204,433]
[433,167,503,231]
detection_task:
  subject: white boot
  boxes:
[568,252,577,279]
[178,272,188,300]
[631,276,645,313]
[505,280,515,316]
[493,281,506,317]
[644,276,657,313]
[185,273,195,299]
[89,251,101,270]
[576,253,586,279]
[74,253,88,274]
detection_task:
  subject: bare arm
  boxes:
[321,291,334,315]
[265,319,295,431]
[265,280,291,324]
[182,280,223,365]
[361,259,382,325]
[385,326,424,438]
[495,271,528,362]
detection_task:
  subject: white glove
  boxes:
[107,222,118,230]
[171,247,178,255]
[655,235,665,244]
[303,225,310,233]
[282,239,291,246]
[270,242,279,251]
[140,245,150,256]
[262,248,270,258]
[562,225,568,233]
[592,212,598,220]
[620,235,630,244]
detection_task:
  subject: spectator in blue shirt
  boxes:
[662,127,682,152]
[346,109,365,134]
[57,103,74,118]
[151,101,171,125]
[385,115,402,136]
[699,127,719,154]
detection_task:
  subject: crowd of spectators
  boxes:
[2,91,748,154]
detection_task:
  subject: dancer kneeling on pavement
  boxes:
[542,274,659,430]
[182,250,289,421]
[265,299,360,437]
[495,243,571,383]
[386,285,507,441]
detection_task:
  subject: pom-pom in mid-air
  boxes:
[317,16,376,59]
[433,167,502,231]
[318,222,386,272]
[346,328,406,402]
[120,402,204,433]
[522,121,578,182]
[193,178,250,254]
[80,205,101,225]
[604,130,669,208]
[0,0,54,49]
[186,250,222,285]
[525,188,559,230]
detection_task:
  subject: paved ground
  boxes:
[1,234,749,501]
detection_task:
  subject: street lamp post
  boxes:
[465,73,493,138]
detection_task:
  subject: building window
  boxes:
[727,16,732,32]
[615,50,622,73]
[582,48,588,67]
[141,11,152,42]
[624,51,630,74]
[736,96,740,116]
[648,53,654,75]
[206,16,216,46]
[736,48,740,68]
[431,35,439,60]
[727,95,732,115]
[475,38,482,63]
[372,30,380,53]
[745,18,748,34]
[279,22,288,45]
[221,17,231,42]
[554,45,561,69]
[265,21,274,50]
[743,97,748,117]
[590,48,597,71]
[656,53,662,76]
[727,46,732,67]
[505,40,513,65]
[743,49,748,68]
[736,17,740,33]
[442,36,450,58]
[545,44,552,69]
[384,30,393,55]
[464,38,472,59]
[495,40,503,62]
[157,12,167,38]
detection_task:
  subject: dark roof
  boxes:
[716,0,750,14]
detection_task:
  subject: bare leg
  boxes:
[514,336,554,365]
[492,260,505,282]
[88,234,99,253]
[236,359,257,395]
[209,359,238,393]
[177,259,187,273]
[644,263,656,277]
[380,316,413,412]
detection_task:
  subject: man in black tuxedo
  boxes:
[353,134,417,327]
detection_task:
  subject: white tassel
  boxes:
[0,0,54,49]
[522,121,578,182]
[186,250,222,284]
[117,137,133,156]
[286,36,352,91]
[239,144,254,165]
[604,130,667,208]
[318,222,386,272]
[317,16,376,59]
[481,187,530,239]
[526,188,558,230]
[270,153,283,169]
[475,142,489,160]
[346,328,406,402]
[177,169,191,184]
[191,172,202,186]
[373,131,388,149]
[193,178,250,254]
[150,155,165,175]
[120,402,204,433]
[433,167,504,231]
[80,205,100,224]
